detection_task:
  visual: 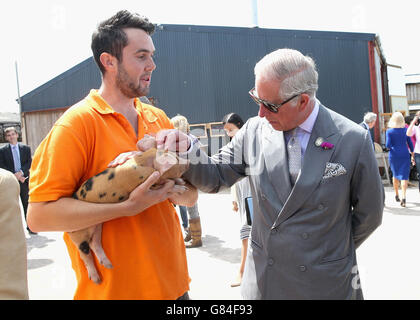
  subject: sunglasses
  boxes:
[248,87,300,113]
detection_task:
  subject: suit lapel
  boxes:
[18,144,26,163]
[6,144,14,168]
[273,105,342,228]
[261,120,292,204]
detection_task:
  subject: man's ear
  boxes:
[99,52,117,73]
[298,93,310,111]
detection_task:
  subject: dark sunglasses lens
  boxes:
[250,90,278,113]
[264,103,277,113]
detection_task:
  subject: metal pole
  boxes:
[15,61,27,144]
[251,0,259,27]
[15,61,22,115]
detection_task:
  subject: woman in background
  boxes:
[386,112,414,207]
[406,111,420,193]
[222,113,252,287]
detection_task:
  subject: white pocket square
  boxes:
[323,162,347,179]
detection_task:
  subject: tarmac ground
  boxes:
[23,183,420,300]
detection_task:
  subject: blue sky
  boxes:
[1,0,419,113]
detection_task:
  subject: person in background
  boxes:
[0,127,34,235]
[404,115,417,185]
[171,114,202,248]
[406,111,420,193]
[0,168,29,299]
[222,112,252,288]
[405,115,416,147]
[386,112,414,207]
[359,112,377,146]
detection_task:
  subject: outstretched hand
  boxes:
[155,129,190,153]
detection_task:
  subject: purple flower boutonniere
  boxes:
[315,137,334,150]
[320,142,334,150]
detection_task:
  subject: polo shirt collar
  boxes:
[88,89,142,115]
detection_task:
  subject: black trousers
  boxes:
[19,180,29,221]
[177,292,190,300]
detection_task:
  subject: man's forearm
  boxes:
[28,172,182,233]
[27,198,135,233]
[407,122,415,136]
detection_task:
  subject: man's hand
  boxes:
[123,171,185,216]
[168,181,198,207]
[155,129,190,153]
[232,201,238,212]
[108,151,142,168]
[14,171,26,183]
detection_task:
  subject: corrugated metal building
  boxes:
[20,24,388,151]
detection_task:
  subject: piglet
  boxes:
[68,135,189,284]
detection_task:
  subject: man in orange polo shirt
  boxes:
[27,10,195,300]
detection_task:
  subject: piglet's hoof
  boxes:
[89,272,102,285]
[99,258,113,269]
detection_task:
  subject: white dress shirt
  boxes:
[10,143,22,173]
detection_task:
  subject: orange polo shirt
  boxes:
[29,90,190,299]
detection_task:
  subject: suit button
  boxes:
[318,204,324,210]
[299,265,307,272]
[301,232,309,240]
[271,228,277,235]
[268,258,275,266]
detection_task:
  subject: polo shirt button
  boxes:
[299,265,307,272]
[268,258,275,266]
[301,232,309,240]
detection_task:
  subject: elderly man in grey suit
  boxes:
[157,48,385,299]
[359,112,377,146]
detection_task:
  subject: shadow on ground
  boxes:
[195,235,241,264]
[26,234,56,270]
[385,204,420,217]
[27,258,54,270]
[26,234,56,253]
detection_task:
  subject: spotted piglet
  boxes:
[68,135,189,284]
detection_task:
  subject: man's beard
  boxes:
[116,63,150,99]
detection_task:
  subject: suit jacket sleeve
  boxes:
[20,145,32,177]
[183,122,249,193]
[0,148,7,171]
[350,130,384,249]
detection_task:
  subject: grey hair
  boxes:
[363,112,377,124]
[254,48,318,101]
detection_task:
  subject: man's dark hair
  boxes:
[91,10,155,74]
